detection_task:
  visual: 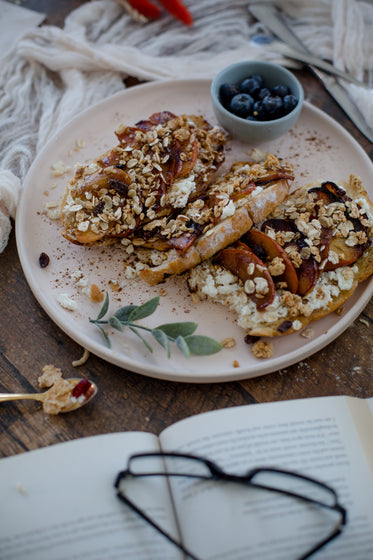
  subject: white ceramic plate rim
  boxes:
[16,79,373,383]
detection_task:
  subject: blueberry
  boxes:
[219,83,240,107]
[283,94,298,114]
[240,77,261,97]
[246,115,258,121]
[229,93,254,118]
[271,84,290,98]
[257,87,271,100]
[262,95,283,118]
[250,74,264,88]
[252,100,266,120]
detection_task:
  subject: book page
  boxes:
[345,396,373,475]
[160,396,373,560]
[367,396,373,416]
[0,432,183,560]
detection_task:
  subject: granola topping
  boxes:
[61,113,227,249]
[60,114,295,274]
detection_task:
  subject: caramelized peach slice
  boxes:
[179,138,198,178]
[323,238,365,271]
[318,227,333,261]
[116,111,177,145]
[243,229,298,293]
[215,243,275,310]
[136,226,202,254]
[137,111,177,129]
[308,188,337,206]
[262,218,298,236]
[169,138,198,181]
[231,181,256,202]
[322,181,348,201]
[97,149,123,167]
[115,125,142,148]
[261,219,319,296]
[296,254,319,296]
[77,170,111,193]
[254,169,294,185]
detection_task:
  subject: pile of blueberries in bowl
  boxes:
[211,60,304,144]
[221,75,298,122]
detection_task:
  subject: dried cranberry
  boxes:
[92,200,105,215]
[39,252,50,268]
[244,334,260,345]
[108,178,128,196]
[72,379,93,399]
[277,320,293,333]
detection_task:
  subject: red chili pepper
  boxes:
[157,0,193,26]
[127,0,161,19]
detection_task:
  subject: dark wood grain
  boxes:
[1,0,373,458]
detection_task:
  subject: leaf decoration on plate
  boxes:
[89,294,223,358]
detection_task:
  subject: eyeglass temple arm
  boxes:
[115,479,202,560]
[244,472,347,560]
[299,523,344,560]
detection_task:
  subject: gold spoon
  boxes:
[0,378,97,413]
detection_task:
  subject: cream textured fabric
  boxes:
[0,0,372,252]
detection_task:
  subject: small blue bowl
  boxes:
[211,60,304,144]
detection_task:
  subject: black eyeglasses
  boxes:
[114,451,347,560]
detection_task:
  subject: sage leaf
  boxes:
[96,292,109,320]
[184,335,223,356]
[89,293,223,358]
[176,335,191,359]
[129,296,160,322]
[114,304,138,322]
[109,315,125,332]
[151,329,170,358]
[156,322,198,339]
[129,326,153,353]
[98,325,111,348]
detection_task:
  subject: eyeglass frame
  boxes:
[114,451,347,560]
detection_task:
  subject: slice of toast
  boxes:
[60,112,227,246]
[138,154,294,285]
[60,110,294,286]
[187,175,373,337]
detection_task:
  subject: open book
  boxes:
[1,395,373,560]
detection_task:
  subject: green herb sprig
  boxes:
[89,293,223,359]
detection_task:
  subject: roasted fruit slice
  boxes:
[323,237,367,271]
[261,218,319,296]
[261,217,298,236]
[308,181,346,205]
[214,242,275,310]
[296,253,319,296]
[242,229,298,293]
[115,111,177,145]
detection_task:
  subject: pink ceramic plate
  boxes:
[16,79,373,382]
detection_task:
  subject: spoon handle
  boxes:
[0,393,44,403]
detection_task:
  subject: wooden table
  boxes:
[1,0,373,459]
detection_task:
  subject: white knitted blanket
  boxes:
[1,0,373,253]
